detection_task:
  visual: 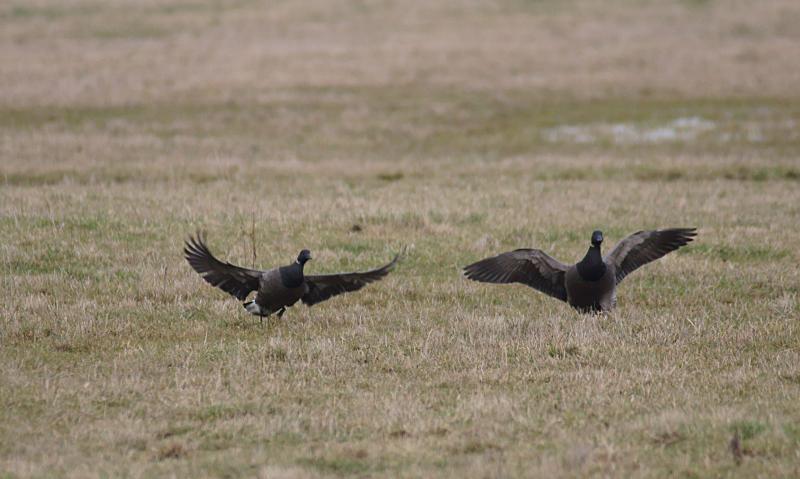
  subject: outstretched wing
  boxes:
[183,232,262,300]
[302,254,399,306]
[463,249,569,302]
[604,228,697,284]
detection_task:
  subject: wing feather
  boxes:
[463,249,569,302]
[604,228,697,284]
[302,254,399,306]
[183,232,262,300]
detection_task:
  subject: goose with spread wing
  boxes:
[463,228,697,312]
[184,232,399,322]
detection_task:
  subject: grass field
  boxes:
[2,1,800,477]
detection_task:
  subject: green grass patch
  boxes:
[298,456,374,475]
[187,403,257,422]
[731,420,768,441]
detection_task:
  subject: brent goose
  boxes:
[184,232,399,322]
[464,228,697,312]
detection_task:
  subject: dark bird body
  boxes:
[246,264,309,317]
[464,228,697,312]
[184,233,398,321]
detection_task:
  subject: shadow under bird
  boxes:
[184,232,399,322]
[463,228,697,312]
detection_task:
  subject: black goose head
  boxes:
[296,249,312,265]
[591,230,604,248]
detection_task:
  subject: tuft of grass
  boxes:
[156,425,193,440]
[731,421,768,441]
[187,403,257,422]
[782,424,800,443]
[547,344,581,359]
[298,456,373,475]
[377,172,404,182]
[156,443,189,461]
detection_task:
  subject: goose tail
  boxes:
[243,300,262,316]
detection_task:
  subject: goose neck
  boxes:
[577,245,606,281]
[279,262,305,288]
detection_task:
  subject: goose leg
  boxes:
[276,307,286,319]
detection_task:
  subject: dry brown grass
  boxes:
[2,1,800,477]
[4,0,800,106]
